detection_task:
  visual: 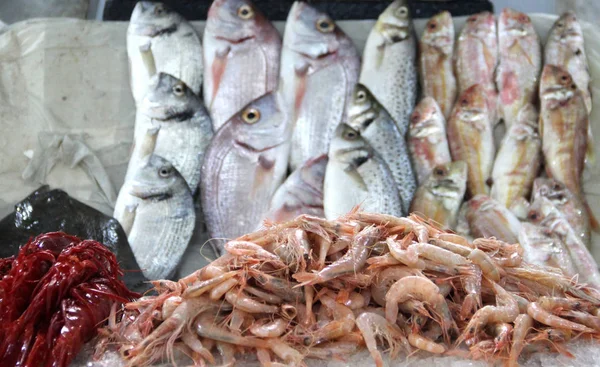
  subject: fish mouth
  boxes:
[297,48,337,60]
[129,185,172,201]
[129,23,178,37]
[380,23,410,43]
[214,34,255,44]
[234,140,284,153]
[144,106,195,122]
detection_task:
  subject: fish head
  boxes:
[421,11,453,53]
[526,196,561,226]
[548,11,584,43]
[141,72,201,120]
[228,92,289,152]
[507,103,539,139]
[466,194,493,213]
[298,154,329,191]
[329,123,372,164]
[453,85,488,123]
[427,161,468,197]
[129,1,182,37]
[532,178,573,207]
[499,8,535,37]
[409,97,444,137]
[283,2,342,59]
[540,65,577,105]
[206,0,272,42]
[129,155,186,200]
[346,84,381,132]
[375,0,412,44]
[461,12,495,40]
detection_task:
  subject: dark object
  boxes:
[0,186,148,292]
[104,0,493,21]
[0,232,139,367]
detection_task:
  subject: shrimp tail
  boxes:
[292,272,321,287]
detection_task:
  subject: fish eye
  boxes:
[356,90,367,102]
[242,107,261,124]
[395,6,408,17]
[528,211,539,221]
[557,21,564,28]
[519,15,529,22]
[575,49,582,56]
[428,22,437,30]
[552,182,562,190]
[571,83,577,90]
[343,128,359,140]
[561,75,569,82]
[172,83,185,96]
[316,18,335,33]
[555,194,565,201]
[467,16,477,23]
[460,98,469,106]
[237,4,254,19]
[434,167,446,176]
[154,4,165,15]
[158,166,172,177]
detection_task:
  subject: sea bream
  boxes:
[130,72,213,190]
[490,103,541,211]
[201,92,290,249]
[265,154,328,223]
[324,124,403,219]
[203,0,281,130]
[545,11,592,114]
[455,12,498,124]
[419,11,456,119]
[447,85,495,197]
[127,1,203,106]
[496,8,542,128]
[280,1,360,171]
[121,154,195,280]
[409,161,467,229]
[360,0,417,136]
[347,84,416,213]
[408,97,451,185]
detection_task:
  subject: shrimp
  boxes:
[227,309,253,333]
[487,323,512,353]
[527,302,595,332]
[215,341,236,367]
[250,318,288,338]
[301,295,355,346]
[468,249,501,282]
[429,238,472,257]
[225,290,279,314]
[249,269,305,303]
[385,276,445,325]
[327,238,351,255]
[210,278,238,300]
[507,314,533,367]
[538,296,594,313]
[184,271,240,298]
[356,312,409,367]
[265,338,304,365]
[294,226,381,286]
[195,314,262,348]
[244,285,284,304]
[161,296,183,320]
[407,333,446,354]
[436,233,474,248]
[410,242,470,267]
[181,329,215,364]
[305,341,357,360]
[458,264,482,319]
[348,212,430,242]
[371,266,422,306]
[386,235,422,267]
[559,310,600,331]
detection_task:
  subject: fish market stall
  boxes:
[2,0,600,366]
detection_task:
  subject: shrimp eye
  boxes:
[434,167,446,176]
[428,22,437,30]
[158,166,172,177]
[395,6,408,17]
[237,4,254,19]
[172,83,185,96]
[242,108,261,124]
[316,18,335,33]
[356,90,367,102]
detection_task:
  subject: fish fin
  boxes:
[121,204,138,236]
[210,46,231,106]
[343,165,368,191]
[139,41,156,77]
[139,127,159,157]
[586,124,596,166]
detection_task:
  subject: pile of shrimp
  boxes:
[98,211,600,367]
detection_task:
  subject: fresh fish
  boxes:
[490,103,542,211]
[324,124,403,219]
[201,92,290,247]
[496,8,542,128]
[455,12,498,123]
[527,196,600,287]
[408,97,451,184]
[545,11,592,114]
[265,154,328,223]
[127,1,203,106]
[532,177,592,246]
[409,161,467,229]
[131,72,213,189]
[360,0,417,136]
[419,11,456,119]
[124,154,195,280]
[203,0,281,130]
[280,1,360,171]
[347,84,416,213]
[465,195,522,244]
[518,222,578,277]
[447,85,495,197]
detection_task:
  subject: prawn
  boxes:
[507,314,533,367]
[407,333,445,354]
[468,249,501,282]
[458,264,482,319]
[183,271,240,298]
[371,266,422,306]
[356,312,409,367]
[210,278,238,301]
[195,313,263,348]
[527,302,595,332]
[250,318,288,338]
[410,242,470,267]
[224,289,279,314]
[215,341,236,367]
[386,235,422,267]
[429,238,472,257]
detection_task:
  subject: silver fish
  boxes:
[131,72,213,190]
[324,124,403,219]
[201,92,291,247]
[123,154,195,280]
[360,0,417,136]
[347,84,416,213]
[203,0,281,130]
[127,1,203,106]
[280,1,360,171]
[518,222,578,277]
[265,154,328,223]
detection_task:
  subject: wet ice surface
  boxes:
[73,339,600,367]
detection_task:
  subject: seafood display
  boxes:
[0,232,138,367]
[99,213,600,367]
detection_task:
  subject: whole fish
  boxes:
[545,11,592,114]
[465,195,522,244]
[123,154,195,280]
[347,84,416,213]
[409,161,467,229]
[204,0,281,130]
[518,222,578,277]
[127,1,203,106]
[527,196,600,287]
[447,85,495,197]
[490,103,541,211]
[360,0,417,136]
[532,177,592,246]
[131,72,213,190]
[455,12,498,123]
[419,11,456,119]
[408,97,451,184]
[265,154,328,223]
[496,8,542,128]
[201,92,290,248]
[324,124,403,219]
[281,1,360,171]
